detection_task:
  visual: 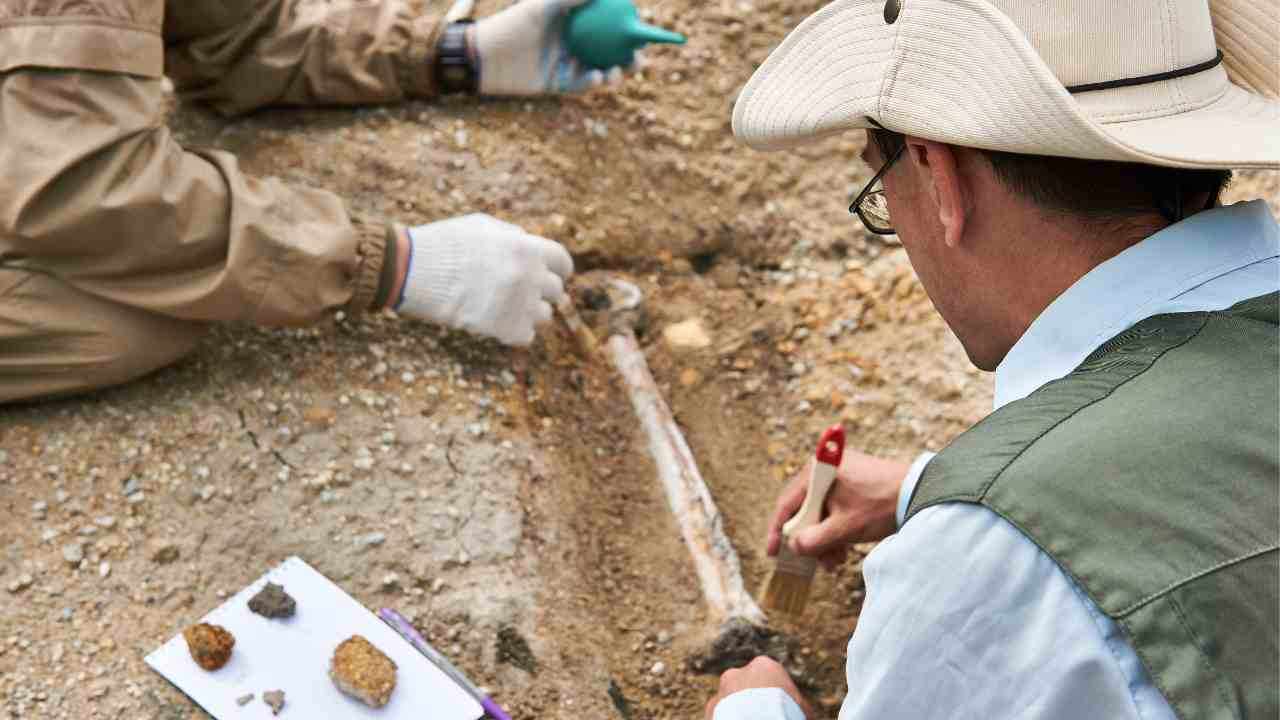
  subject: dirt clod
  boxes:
[688,619,788,676]
[150,540,180,564]
[330,635,397,708]
[182,623,234,671]
[248,582,296,619]
[496,625,538,675]
[607,679,632,719]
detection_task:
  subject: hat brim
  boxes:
[732,0,1280,169]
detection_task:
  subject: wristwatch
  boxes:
[436,21,479,95]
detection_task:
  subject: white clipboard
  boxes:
[145,557,483,720]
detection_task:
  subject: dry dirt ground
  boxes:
[2,1,1278,718]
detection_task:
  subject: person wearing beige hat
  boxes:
[707,0,1278,718]
[0,0,631,404]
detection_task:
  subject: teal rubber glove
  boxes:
[475,0,631,95]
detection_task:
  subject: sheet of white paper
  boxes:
[145,556,483,720]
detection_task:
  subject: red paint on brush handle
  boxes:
[815,424,845,466]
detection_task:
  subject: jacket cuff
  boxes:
[347,217,398,313]
[713,688,808,720]
[396,14,447,98]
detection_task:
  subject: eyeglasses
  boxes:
[849,144,905,235]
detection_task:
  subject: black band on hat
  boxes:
[1066,50,1224,93]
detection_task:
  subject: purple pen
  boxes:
[379,608,513,720]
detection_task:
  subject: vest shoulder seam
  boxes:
[1120,613,1191,720]
[1115,544,1279,617]
[969,312,1208,506]
[1168,594,1242,720]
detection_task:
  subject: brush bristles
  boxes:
[761,546,817,615]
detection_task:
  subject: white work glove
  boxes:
[474,0,630,95]
[397,214,573,346]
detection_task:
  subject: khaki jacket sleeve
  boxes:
[0,69,391,327]
[165,0,445,116]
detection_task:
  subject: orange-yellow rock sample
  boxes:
[330,635,397,708]
[183,623,235,671]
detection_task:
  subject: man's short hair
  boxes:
[869,130,1232,224]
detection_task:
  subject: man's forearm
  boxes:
[0,68,391,326]
[165,0,448,116]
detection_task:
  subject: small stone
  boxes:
[236,693,254,707]
[7,574,33,593]
[303,406,337,428]
[360,532,386,548]
[662,319,712,351]
[98,562,111,579]
[330,636,397,708]
[263,689,285,715]
[248,583,296,619]
[95,516,116,530]
[150,540,180,564]
[650,661,666,675]
[61,542,84,567]
[381,573,400,590]
[182,623,234,671]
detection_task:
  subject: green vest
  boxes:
[906,293,1279,720]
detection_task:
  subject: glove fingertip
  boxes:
[539,240,575,278]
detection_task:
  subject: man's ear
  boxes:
[906,138,969,248]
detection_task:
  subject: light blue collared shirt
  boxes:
[715,200,1279,720]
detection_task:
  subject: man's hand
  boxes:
[474,0,632,96]
[396,214,572,346]
[768,450,909,570]
[705,657,813,719]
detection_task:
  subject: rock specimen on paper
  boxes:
[263,689,286,715]
[248,582,297,619]
[182,623,234,671]
[330,635,398,708]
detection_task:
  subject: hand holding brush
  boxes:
[761,426,909,614]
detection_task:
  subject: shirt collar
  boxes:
[994,200,1280,409]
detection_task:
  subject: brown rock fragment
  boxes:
[263,689,285,715]
[248,583,296,619]
[330,635,397,708]
[182,623,234,671]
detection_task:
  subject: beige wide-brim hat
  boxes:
[733,0,1280,169]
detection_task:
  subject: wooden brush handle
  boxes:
[782,459,837,538]
[780,424,845,538]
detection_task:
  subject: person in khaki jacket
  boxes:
[0,0,628,404]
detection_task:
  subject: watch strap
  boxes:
[436,20,479,95]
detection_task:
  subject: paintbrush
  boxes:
[761,423,845,616]
[379,608,512,720]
